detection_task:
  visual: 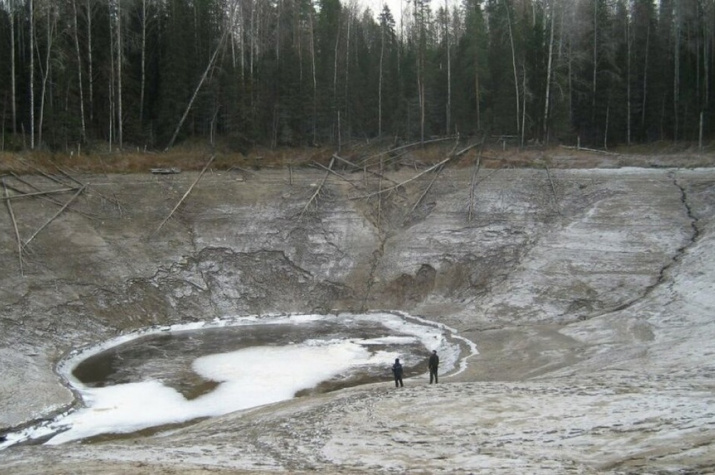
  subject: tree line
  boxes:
[0,0,713,152]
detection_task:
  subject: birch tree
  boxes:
[71,0,86,140]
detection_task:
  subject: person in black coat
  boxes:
[392,358,404,387]
[428,350,439,384]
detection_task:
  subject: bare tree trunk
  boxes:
[344,12,351,144]
[30,0,35,149]
[87,0,94,123]
[521,64,526,147]
[165,4,240,150]
[379,19,385,136]
[673,0,681,141]
[116,0,123,149]
[139,0,146,123]
[10,0,16,136]
[108,8,114,152]
[626,10,631,145]
[475,55,481,131]
[445,0,451,135]
[641,22,649,133]
[591,0,597,125]
[504,0,520,136]
[705,12,710,107]
[543,0,555,143]
[309,12,317,144]
[604,103,609,149]
[72,0,86,141]
[333,21,340,146]
[38,3,57,148]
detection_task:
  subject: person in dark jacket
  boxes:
[392,358,404,387]
[428,350,439,384]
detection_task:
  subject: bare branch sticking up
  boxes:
[410,163,445,215]
[154,155,215,234]
[311,161,360,189]
[300,156,334,220]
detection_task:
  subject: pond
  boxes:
[2,312,475,447]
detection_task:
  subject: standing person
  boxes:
[392,358,404,387]
[428,350,439,384]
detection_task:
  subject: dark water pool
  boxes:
[73,319,429,399]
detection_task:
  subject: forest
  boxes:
[0,0,713,153]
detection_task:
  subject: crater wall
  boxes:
[1,167,712,431]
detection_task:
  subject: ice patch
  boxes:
[1,312,477,448]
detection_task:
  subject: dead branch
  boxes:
[544,164,561,215]
[311,161,360,189]
[23,185,86,249]
[8,173,96,219]
[331,153,362,171]
[154,155,215,234]
[300,156,334,220]
[455,140,483,157]
[54,165,85,188]
[353,161,447,200]
[2,187,80,200]
[53,163,124,215]
[3,179,24,276]
[15,158,73,188]
[357,135,459,167]
[559,145,619,155]
[333,153,399,187]
[410,163,445,215]
[352,151,458,201]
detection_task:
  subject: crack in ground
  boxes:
[602,173,700,317]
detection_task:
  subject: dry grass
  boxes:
[1,140,713,176]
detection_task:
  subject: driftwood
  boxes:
[154,155,215,234]
[23,185,86,250]
[2,179,24,275]
[300,156,334,220]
